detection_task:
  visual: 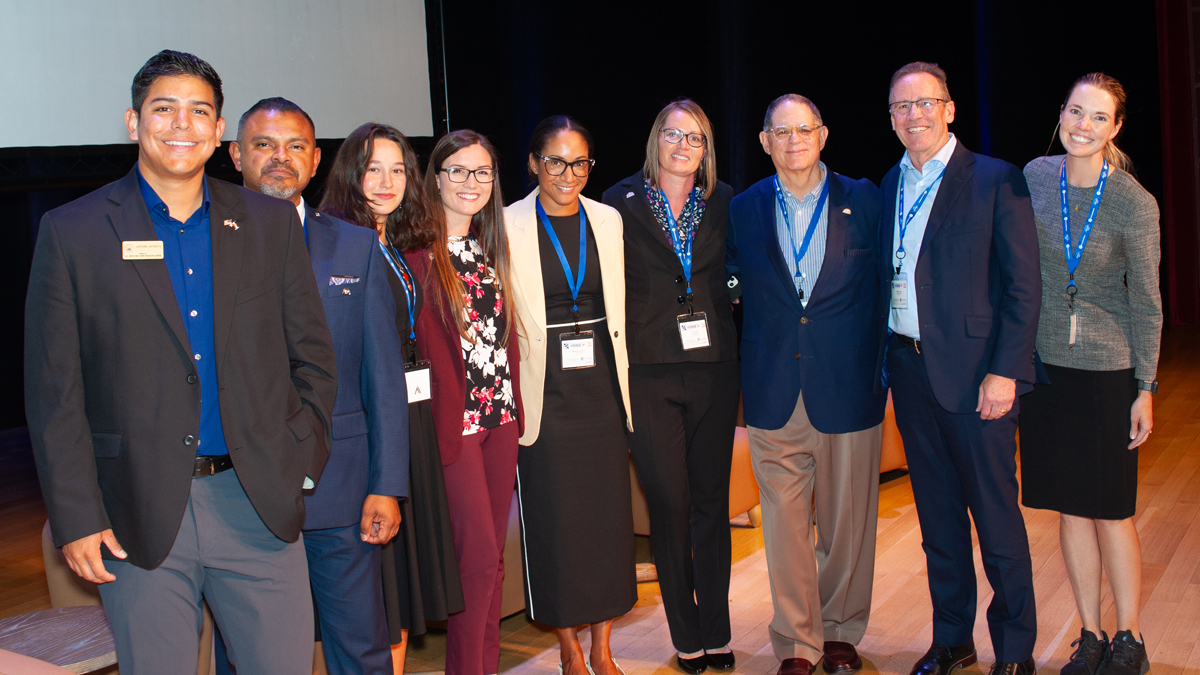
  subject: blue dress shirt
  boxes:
[774,162,829,307]
[136,166,229,455]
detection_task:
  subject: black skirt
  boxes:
[1018,363,1140,520]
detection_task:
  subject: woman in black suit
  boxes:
[600,99,740,674]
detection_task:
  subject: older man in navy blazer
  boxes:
[880,62,1041,675]
[231,98,408,674]
[727,94,888,675]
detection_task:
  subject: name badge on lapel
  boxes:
[677,312,711,350]
[405,360,432,402]
[122,241,164,260]
[329,275,360,286]
[561,331,595,369]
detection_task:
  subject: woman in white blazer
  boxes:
[504,116,635,675]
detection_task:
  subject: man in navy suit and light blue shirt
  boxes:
[879,62,1040,675]
[726,94,888,675]
[231,97,408,674]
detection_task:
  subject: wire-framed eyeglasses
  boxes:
[534,153,596,177]
[887,98,947,117]
[767,125,823,141]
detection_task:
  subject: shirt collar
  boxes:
[135,163,211,221]
[777,162,827,202]
[900,133,957,176]
[297,198,307,226]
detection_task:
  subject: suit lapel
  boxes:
[106,169,192,356]
[917,142,974,267]
[805,173,847,306]
[881,164,900,261]
[756,179,802,312]
[208,180,248,367]
[511,191,547,337]
[305,205,336,288]
[582,197,622,323]
[627,175,676,254]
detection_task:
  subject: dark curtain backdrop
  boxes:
[0,0,1184,431]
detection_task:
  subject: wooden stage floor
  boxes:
[3,327,1198,675]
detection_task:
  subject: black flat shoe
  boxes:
[678,654,708,674]
[707,652,736,671]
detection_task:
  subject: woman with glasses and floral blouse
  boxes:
[505,115,635,675]
[404,129,523,675]
[601,100,739,675]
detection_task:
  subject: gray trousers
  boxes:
[747,394,882,664]
[98,469,314,674]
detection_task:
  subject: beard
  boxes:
[259,181,299,200]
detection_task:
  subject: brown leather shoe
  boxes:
[823,642,863,675]
[779,658,817,675]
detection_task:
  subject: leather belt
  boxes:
[893,333,922,355]
[193,455,234,479]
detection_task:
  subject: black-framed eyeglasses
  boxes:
[440,166,496,183]
[534,153,596,177]
[887,98,947,117]
[767,125,823,141]
[661,128,706,148]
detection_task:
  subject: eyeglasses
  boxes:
[440,166,496,183]
[767,125,823,141]
[888,98,947,117]
[661,128,706,148]
[534,153,596,177]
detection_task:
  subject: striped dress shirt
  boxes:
[774,162,828,307]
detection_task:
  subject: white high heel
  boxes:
[585,657,627,675]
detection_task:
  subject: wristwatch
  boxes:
[1137,379,1158,395]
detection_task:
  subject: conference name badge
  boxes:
[405,360,432,402]
[891,274,909,309]
[122,240,164,260]
[677,312,711,350]
[560,331,595,370]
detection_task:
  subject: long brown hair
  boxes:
[1064,72,1132,173]
[642,99,717,199]
[424,130,513,346]
[318,122,437,250]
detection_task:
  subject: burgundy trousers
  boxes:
[442,421,520,675]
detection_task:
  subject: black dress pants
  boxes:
[627,360,741,654]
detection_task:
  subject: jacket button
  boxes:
[800,317,808,324]
[795,353,801,360]
[183,435,195,446]
[675,276,685,284]
[187,374,198,384]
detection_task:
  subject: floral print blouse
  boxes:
[448,235,516,435]
[644,178,707,247]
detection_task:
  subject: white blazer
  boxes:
[504,188,633,446]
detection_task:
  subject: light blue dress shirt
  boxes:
[888,134,958,339]
[775,162,828,307]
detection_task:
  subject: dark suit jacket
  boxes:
[728,171,888,433]
[878,142,1042,413]
[403,247,523,466]
[301,205,408,530]
[24,168,338,570]
[601,172,738,364]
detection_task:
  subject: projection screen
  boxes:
[0,0,434,147]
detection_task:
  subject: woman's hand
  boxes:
[1128,390,1154,449]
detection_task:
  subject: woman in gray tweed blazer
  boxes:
[1019,73,1162,675]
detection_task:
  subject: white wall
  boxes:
[0,0,433,147]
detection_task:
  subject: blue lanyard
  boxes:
[660,190,697,299]
[773,175,828,299]
[536,198,587,323]
[378,239,417,341]
[1059,159,1108,297]
[895,167,945,272]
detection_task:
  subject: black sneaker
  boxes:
[1063,629,1108,675]
[1102,631,1149,675]
[989,658,1036,675]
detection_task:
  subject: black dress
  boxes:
[516,211,636,628]
[378,241,464,640]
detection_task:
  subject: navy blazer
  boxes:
[878,142,1041,413]
[727,171,888,434]
[302,205,409,530]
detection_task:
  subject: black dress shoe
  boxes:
[678,654,708,674]
[989,658,1036,675]
[706,651,736,671]
[823,641,863,675]
[911,643,978,675]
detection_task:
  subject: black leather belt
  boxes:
[893,333,922,354]
[193,455,234,479]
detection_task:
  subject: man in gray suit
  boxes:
[24,50,336,674]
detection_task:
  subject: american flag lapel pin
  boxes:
[223,219,239,230]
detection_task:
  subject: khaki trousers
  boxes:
[747,394,882,664]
